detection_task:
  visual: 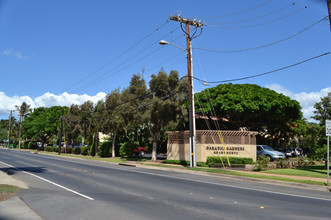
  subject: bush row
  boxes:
[206,156,253,167]
[161,157,253,167]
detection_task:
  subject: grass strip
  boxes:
[143,163,327,186]
[0,184,19,193]
[262,165,330,179]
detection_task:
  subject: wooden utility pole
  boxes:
[328,0,331,30]
[170,15,203,168]
[18,114,22,149]
[58,109,64,155]
[8,110,12,149]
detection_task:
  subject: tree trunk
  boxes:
[112,134,117,158]
[94,129,98,157]
[151,138,158,161]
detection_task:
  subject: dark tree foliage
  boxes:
[195,83,303,147]
[311,92,331,126]
[22,106,68,147]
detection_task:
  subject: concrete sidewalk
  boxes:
[0,171,43,220]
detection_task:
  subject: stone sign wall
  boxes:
[166,130,258,162]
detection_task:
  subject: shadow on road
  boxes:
[0,167,46,176]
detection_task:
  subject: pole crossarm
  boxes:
[170,15,204,27]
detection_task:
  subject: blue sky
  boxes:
[0,0,330,121]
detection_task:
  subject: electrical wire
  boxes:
[207,1,299,25]
[192,52,331,84]
[206,0,315,28]
[62,19,171,93]
[194,15,328,53]
[145,51,186,74]
[204,0,273,19]
[70,30,183,93]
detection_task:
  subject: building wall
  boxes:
[166,130,258,162]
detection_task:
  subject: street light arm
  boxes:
[159,40,186,52]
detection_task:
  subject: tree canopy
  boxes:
[312,92,331,126]
[195,83,303,146]
[22,106,68,146]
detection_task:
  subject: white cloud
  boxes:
[2,49,28,59]
[266,84,331,122]
[0,92,106,118]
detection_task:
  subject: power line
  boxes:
[62,19,170,93]
[204,0,273,19]
[70,32,184,93]
[194,16,328,53]
[207,1,299,25]
[206,0,315,28]
[192,52,330,84]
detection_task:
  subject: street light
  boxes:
[159,39,197,168]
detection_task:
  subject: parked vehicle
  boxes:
[257,145,285,161]
[133,147,146,156]
[294,147,303,156]
[275,148,293,158]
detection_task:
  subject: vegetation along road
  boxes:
[1,148,331,220]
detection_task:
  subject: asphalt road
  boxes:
[1,148,331,220]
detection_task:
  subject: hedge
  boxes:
[98,142,112,157]
[80,146,88,155]
[73,147,81,155]
[119,142,138,157]
[206,156,253,166]
[45,146,58,152]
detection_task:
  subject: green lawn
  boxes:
[0,184,19,193]
[262,165,330,179]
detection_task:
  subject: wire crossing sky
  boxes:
[0,0,330,122]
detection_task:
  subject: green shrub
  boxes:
[254,155,270,171]
[45,146,53,152]
[65,147,73,154]
[119,142,138,157]
[73,147,81,155]
[80,146,87,155]
[293,157,315,168]
[276,158,290,168]
[28,142,38,149]
[206,156,253,166]
[45,146,58,152]
[161,160,208,167]
[88,145,96,156]
[22,141,30,149]
[98,142,112,157]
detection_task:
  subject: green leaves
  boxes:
[195,83,303,146]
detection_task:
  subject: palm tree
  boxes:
[15,102,32,149]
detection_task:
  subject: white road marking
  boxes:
[2,149,331,202]
[0,161,94,201]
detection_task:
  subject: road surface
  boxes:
[0,148,331,220]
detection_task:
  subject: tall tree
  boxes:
[195,83,303,147]
[100,89,125,157]
[311,92,331,126]
[65,104,82,146]
[22,106,68,148]
[309,92,331,166]
[15,102,32,149]
[147,70,187,161]
[79,101,94,146]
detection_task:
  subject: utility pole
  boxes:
[170,14,203,168]
[8,110,12,149]
[18,114,22,149]
[328,0,331,30]
[58,109,64,155]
